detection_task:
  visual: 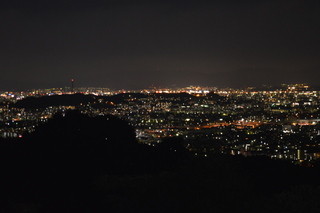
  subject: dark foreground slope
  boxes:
[0,112,319,213]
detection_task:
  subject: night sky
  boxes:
[1,0,319,90]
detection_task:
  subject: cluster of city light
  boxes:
[1,84,320,164]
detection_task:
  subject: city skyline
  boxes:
[1,81,320,92]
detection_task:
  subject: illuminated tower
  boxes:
[70,79,75,93]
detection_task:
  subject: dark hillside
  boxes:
[13,94,95,109]
[0,111,319,213]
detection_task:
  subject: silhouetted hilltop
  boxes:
[206,92,226,101]
[28,110,136,147]
[13,93,95,109]
[20,110,184,175]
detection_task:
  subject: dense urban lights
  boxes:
[1,84,320,165]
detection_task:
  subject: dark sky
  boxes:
[1,0,319,90]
